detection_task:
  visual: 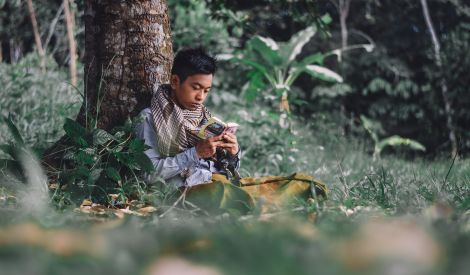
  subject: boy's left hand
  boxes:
[218,132,239,156]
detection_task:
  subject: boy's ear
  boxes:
[170,75,180,90]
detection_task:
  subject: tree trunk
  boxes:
[420,0,458,157]
[44,3,64,51]
[26,0,46,71]
[339,0,351,50]
[63,0,77,86]
[43,0,173,169]
[9,38,22,63]
[80,0,173,130]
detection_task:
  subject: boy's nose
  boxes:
[195,91,203,100]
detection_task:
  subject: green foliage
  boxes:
[0,53,81,152]
[1,3,470,274]
[230,25,342,116]
[169,0,238,53]
[54,118,154,206]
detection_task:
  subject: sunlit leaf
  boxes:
[377,136,426,152]
[248,36,283,66]
[304,65,343,83]
[281,26,317,64]
[321,13,333,24]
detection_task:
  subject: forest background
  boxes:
[0,1,469,275]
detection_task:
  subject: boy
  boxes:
[135,48,240,187]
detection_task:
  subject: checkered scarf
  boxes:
[151,84,211,157]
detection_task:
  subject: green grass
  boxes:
[0,61,469,275]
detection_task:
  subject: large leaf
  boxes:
[105,167,121,183]
[280,26,317,64]
[248,36,283,67]
[377,136,426,153]
[299,53,325,65]
[243,71,266,102]
[129,139,145,153]
[2,114,24,145]
[236,58,270,74]
[303,65,343,83]
[133,152,154,172]
[63,119,89,147]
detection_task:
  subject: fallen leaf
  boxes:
[138,206,157,215]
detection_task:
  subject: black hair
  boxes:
[171,47,217,83]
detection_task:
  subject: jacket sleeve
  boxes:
[134,110,205,181]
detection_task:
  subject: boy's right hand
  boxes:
[195,135,223,159]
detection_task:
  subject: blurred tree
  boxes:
[43,0,173,168]
[26,0,45,71]
[0,0,84,66]
[328,0,352,50]
[420,0,458,157]
[63,0,77,86]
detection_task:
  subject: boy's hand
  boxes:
[218,132,239,156]
[195,135,223,159]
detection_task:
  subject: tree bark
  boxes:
[26,0,46,71]
[420,0,458,157]
[80,0,173,130]
[43,0,173,169]
[63,0,77,86]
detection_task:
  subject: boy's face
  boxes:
[170,73,213,110]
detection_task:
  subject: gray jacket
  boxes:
[134,108,240,187]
